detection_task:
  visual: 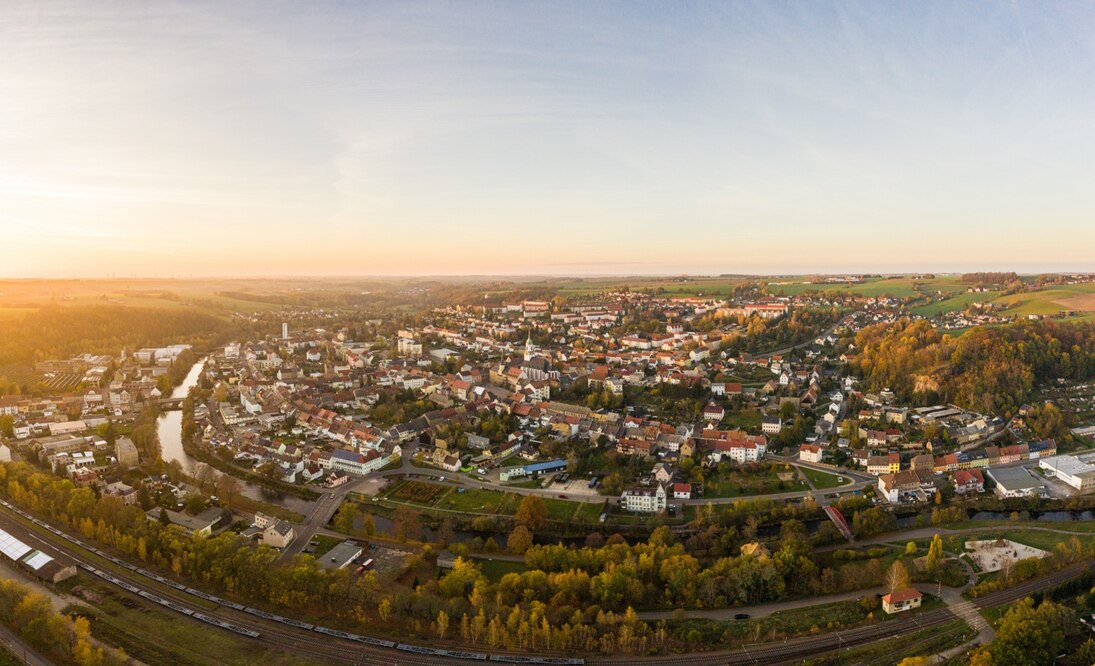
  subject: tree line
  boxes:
[0,577,127,665]
[852,318,1095,416]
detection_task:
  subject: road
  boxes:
[278,478,366,561]
[369,444,873,508]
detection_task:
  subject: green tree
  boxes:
[333,502,360,535]
[970,598,1070,666]
[0,414,14,438]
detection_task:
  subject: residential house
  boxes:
[798,444,823,464]
[953,469,985,495]
[620,485,667,513]
[882,588,922,614]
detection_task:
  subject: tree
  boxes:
[333,502,360,535]
[361,513,376,537]
[437,517,455,547]
[377,597,392,622]
[507,525,533,554]
[926,533,943,574]
[897,658,931,666]
[193,463,216,493]
[885,560,910,594]
[214,474,240,509]
[183,492,206,515]
[436,610,450,640]
[905,541,917,556]
[515,495,547,532]
[969,598,1070,666]
[0,414,13,438]
[393,505,421,542]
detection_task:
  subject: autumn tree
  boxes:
[969,598,1070,666]
[507,525,533,554]
[926,533,943,574]
[333,501,360,535]
[515,495,547,532]
[886,560,910,594]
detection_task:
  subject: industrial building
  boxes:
[986,466,1045,498]
[1039,453,1095,494]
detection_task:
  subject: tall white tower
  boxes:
[282,322,288,340]
[524,329,535,362]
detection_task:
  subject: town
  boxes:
[1,275,1094,665]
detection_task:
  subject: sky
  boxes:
[2,0,1095,278]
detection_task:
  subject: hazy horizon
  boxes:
[4,1,1095,278]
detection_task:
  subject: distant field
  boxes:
[554,276,751,298]
[764,276,966,298]
[912,290,1002,316]
[993,283,1095,316]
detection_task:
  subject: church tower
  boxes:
[524,329,535,362]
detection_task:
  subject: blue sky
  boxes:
[1,1,1094,276]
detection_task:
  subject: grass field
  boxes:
[798,466,847,489]
[938,519,1095,534]
[912,290,1003,316]
[573,500,608,522]
[542,498,580,521]
[380,479,609,524]
[703,465,808,498]
[992,283,1095,316]
[436,487,518,514]
[477,559,526,582]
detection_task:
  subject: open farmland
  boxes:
[912,290,1003,316]
[764,275,966,298]
[553,276,753,298]
[993,283,1095,316]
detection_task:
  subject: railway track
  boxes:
[1,500,1090,666]
[0,500,578,666]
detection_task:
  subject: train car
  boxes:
[360,636,397,649]
[278,617,315,630]
[314,626,358,640]
[443,650,488,660]
[193,613,261,639]
[220,600,247,611]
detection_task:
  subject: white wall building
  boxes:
[620,485,667,513]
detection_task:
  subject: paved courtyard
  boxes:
[965,538,1047,572]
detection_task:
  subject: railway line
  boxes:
[1,499,1090,665]
[0,499,579,666]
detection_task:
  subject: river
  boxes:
[155,359,316,516]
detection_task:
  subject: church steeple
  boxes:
[524,328,535,362]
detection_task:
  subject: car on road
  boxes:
[734,613,750,620]
[558,494,567,499]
